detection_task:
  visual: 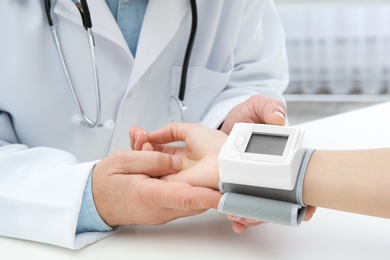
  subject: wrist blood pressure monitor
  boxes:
[219,123,306,190]
[218,123,313,226]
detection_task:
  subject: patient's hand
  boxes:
[130,123,226,190]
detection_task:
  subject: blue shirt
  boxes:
[72,0,147,55]
[105,0,148,56]
[76,0,148,234]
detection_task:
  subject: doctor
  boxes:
[0,0,288,249]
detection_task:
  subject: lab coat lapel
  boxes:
[54,0,132,58]
[128,0,190,88]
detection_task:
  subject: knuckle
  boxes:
[249,94,261,103]
[112,149,128,159]
[153,152,171,169]
[111,149,130,168]
[248,94,264,106]
[180,196,195,211]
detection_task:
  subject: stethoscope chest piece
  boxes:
[169,95,186,123]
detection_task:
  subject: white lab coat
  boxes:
[0,0,288,249]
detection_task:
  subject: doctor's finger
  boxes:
[145,179,222,210]
[227,215,265,227]
[98,150,182,177]
[245,94,286,126]
[231,221,249,234]
[261,99,286,126]
[304,206,317,221]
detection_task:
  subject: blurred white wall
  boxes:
[275,0,390,95]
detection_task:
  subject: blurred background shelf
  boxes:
[274,0,390,124]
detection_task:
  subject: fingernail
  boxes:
[134,132,139,144]
[273,110,285,120]
[172,155,182,171]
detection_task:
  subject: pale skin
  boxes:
[304,149,390,219]
[92,94,286,228]
[130,123,390,232]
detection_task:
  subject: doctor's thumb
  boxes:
[263,103,286,126]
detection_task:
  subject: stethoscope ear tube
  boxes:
[178,0,198,102]
[44,0,53,26]
[77,0,93,30]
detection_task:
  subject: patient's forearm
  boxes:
[303,149,390,218]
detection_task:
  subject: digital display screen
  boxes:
[245,133,289,156]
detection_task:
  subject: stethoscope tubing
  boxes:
[169,0,198,122]
[75,0,102,127]
[45,0,102,128]
[179,0,198,102]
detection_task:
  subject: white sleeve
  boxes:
[0,143,112,249]
[201,0,289,128]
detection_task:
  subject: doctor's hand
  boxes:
[92,150,222,227]
[130,123,265,233]
[219,94,286,134]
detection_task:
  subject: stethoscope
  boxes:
[45,0,197,129]
[169,0,198,123]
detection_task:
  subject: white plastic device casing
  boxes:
[219,123,306,191]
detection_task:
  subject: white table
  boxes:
[1,102,390,259]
